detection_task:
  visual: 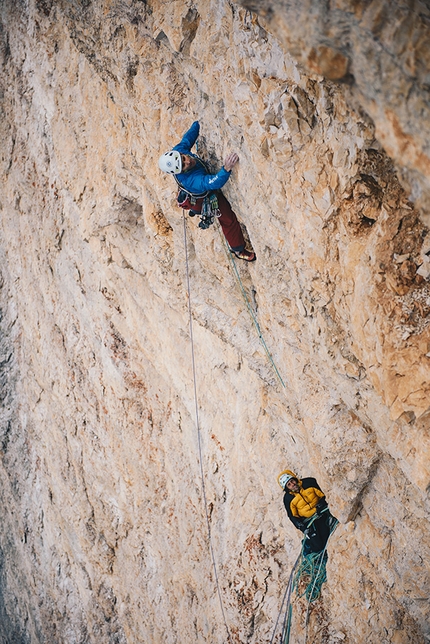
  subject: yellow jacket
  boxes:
[280,470,326,526]
[289,484,324,518]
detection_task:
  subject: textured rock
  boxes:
[0,1,429,643]
[237,0,430,228]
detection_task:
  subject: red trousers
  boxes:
[190,191,245,251]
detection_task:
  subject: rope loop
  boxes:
[271,519,339,644]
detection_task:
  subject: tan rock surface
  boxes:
[0,1,429,642]
[237,0,430,228]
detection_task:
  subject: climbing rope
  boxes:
[269,552,301,644]
[295,550,328,602]
[183,141,333,644]
[302,519,339,644]
[183,214,233,644]
[215,222,287,389]
[274,516,339,644]
[196,134,285,389]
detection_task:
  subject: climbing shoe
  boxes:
[232,249,256,262]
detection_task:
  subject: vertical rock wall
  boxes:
[0,1,429,642]
[238,0,430,228]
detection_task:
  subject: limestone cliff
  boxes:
[0,1,429,643]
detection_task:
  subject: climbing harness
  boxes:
[177,189,220,229]
[183,214,233,644]
[272,513,339,644]
[198,192,221,229]
[177,189,200,210]
[174,158,221,230]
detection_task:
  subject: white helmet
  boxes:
[159,150,182,174]
[277,470,297,490]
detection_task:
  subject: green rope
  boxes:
[280,547,327,644]
[282,604,293,644]
[294,550,328,602]
[279,517,339,644]
[194,137,285,388]
[270,553,301,644]
[295,515,339,605]
[216,222,286,389]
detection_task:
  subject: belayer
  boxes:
[158,121,256,262]
[278,470,338,556]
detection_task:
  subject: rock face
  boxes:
[237,0,430,229]
[0,1,429,643]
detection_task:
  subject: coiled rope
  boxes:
[275,517,339,644]
[183,214,233,644]
[302,519,339,643]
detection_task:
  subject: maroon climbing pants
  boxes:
[190,192,245,251]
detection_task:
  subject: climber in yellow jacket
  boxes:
[278,470,337,555]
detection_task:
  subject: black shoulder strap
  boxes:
[173,155,209,198]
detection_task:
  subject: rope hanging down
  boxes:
[215,222,286,389]
[183,214,233,644]
[269,553,301,644]
[273,517,339,644]
[194,138,285,388]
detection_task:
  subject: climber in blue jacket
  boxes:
[159,121,256,261]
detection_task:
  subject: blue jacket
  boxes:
[173,121,232,195]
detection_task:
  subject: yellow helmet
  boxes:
[277,469,297,490]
